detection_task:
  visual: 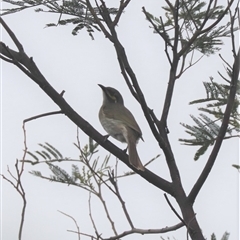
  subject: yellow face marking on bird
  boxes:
[106,91,117,103]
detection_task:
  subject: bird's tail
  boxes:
[128,140,145,171]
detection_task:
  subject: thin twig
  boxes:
[160,16,172,66]
[0,17,24,52]
[219,54,233,69]
[67,230,97,239]
[112,0,131,26]
[75,128,117,196]
[85,0,112,40]
[58,210,81,240]
[23,110,63,123]
[142,7,173,48]
[229,2,239,58]
[182,1,199,30]
[98,192,118,235]
[102,223,184,240]
[76,129,118,235]
[164,193,187,227]
[1,123,28,240]
[21,158,80,165]
[108,171,134,229]
[88,192,101,238]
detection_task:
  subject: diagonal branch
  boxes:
[96,4,162,144]
[0,16,173,196]
[188,47,240,203]
[108,170,134,229]
[112,0,131,27]
[0,17,24,52]
[142,7,173,49]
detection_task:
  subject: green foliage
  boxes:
[29,138,112,193]
[26,142,64,162]
[1,0,118,39]
[180,67,239,160]
[145,0,229,55]
[47,162,75,184]
[211,232,230,240]
[211,233,217,240]
[232,164,240,171]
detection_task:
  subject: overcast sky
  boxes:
[1,1,239,240]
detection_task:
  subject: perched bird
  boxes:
[98,84,144,171]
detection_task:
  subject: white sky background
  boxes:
[1,0,239,240]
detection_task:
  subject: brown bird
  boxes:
[98,84,144,171]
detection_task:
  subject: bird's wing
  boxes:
[103,104,142,137]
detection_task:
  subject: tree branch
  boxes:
[58,210,81,240]
[102,223,184,240]
[23,110,63,123]
[108,170,134,229]
[1,123,28,240]
[188,47,240,203]
[112,0,131,27]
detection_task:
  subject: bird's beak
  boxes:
[98,84,106,91]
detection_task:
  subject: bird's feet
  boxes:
[122,146,128,153]
[103,134,110,142]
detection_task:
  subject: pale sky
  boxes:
[1,1,239,240]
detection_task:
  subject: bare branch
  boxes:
[98,192,118,235]
[102,223,184,240]
[88,193,101,238]
[0,17,24,52]
[219,54,232,69]
[229,1,239,58]
[160,16,173,65]
[23,110,63,123]
[173,0,180,52]
[21,158,80,165]
[108,170,134,229]
[67,229,98,239]
[58,210,81,240]
[164,193,187,227]
[1,122,28,240]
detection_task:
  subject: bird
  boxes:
[98,84,145,171]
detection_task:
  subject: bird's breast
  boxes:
[99,116,127,143]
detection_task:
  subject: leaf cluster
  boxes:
[180,66,239,160]
[29,139,111,193]
[1,0,118,39]
[145,0,229,55]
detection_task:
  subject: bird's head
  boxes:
[98,84,124,105]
